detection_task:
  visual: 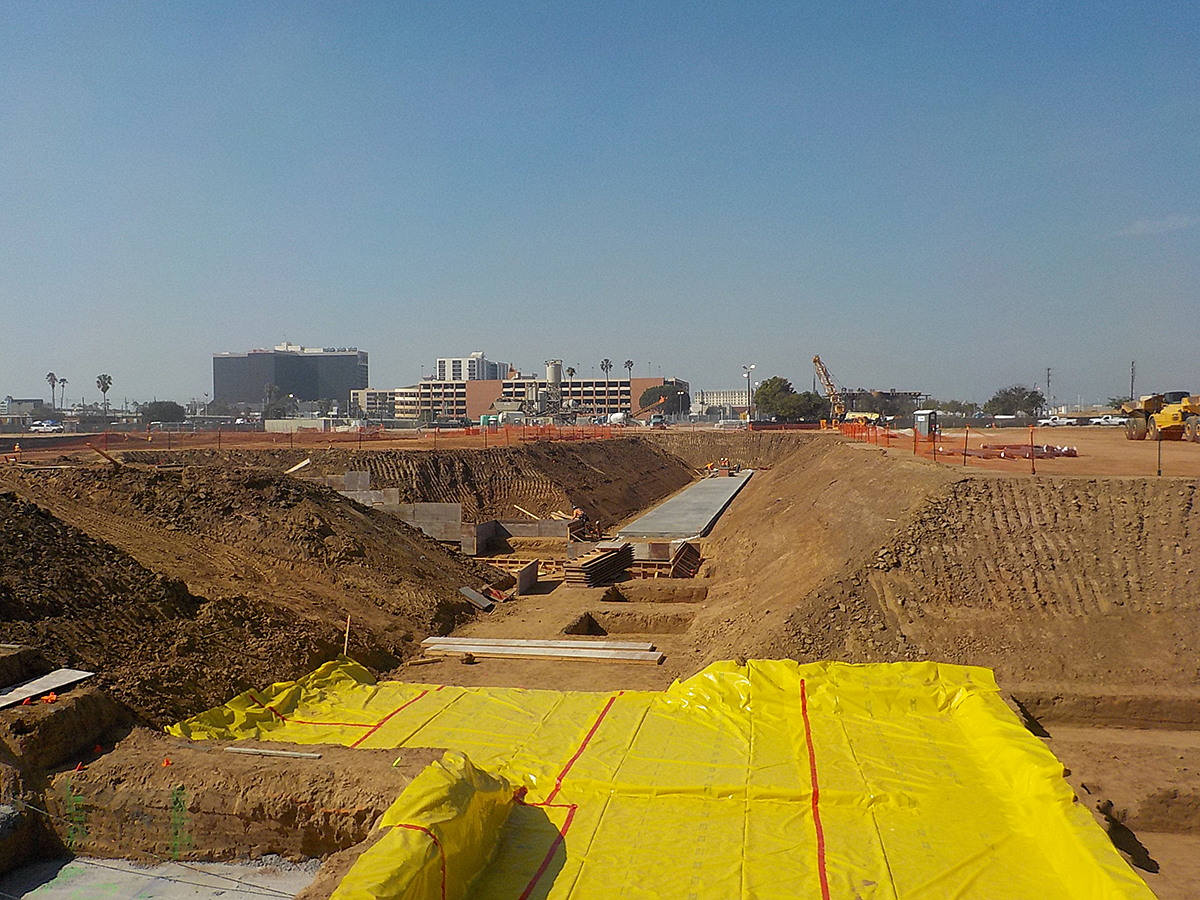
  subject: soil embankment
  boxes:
[0,469,499,726]
[121,437,695,530]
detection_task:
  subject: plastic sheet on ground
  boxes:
[169,658,1154,900]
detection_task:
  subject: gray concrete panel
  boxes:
[618,472,752,540]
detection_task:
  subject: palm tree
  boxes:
[58,377,68,411]
[96,374,113,422]
[46,372,57,409]
[623,361,634,410]
[565,366,576,379]
[600,359,613,413]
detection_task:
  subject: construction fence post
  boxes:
[963,425,969,466]
[1029,425,1036,475]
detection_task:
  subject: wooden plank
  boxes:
[87,444,121,467]
[0,668,94,710]
[458,587,495,611]
[422,637,655,652]
[423,645,664,664]
[223,746,322,759]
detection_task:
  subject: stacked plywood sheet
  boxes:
[628,542,703,579]
[421,636,664,665]
[563,542,634,587]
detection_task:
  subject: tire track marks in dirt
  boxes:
[849,475,1200,689]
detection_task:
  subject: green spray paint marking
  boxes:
[62,776,88,849]
[169,784,193,859]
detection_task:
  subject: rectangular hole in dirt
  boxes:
[563,610,695,636]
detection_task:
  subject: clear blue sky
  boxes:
[2,2,1197,408]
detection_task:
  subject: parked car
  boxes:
[1088,414,1129,426]
[1036,415,1075,427]
[29,421,64,433]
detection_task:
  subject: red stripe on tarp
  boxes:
[517,803,577,900]
[544,691,622,804]
[800,679,831,900]
[393,823,447,900]
[351,690,431,748]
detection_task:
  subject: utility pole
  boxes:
[1130,360,1136,401]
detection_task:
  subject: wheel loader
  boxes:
[1122,391,1200,441]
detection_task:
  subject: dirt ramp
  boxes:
[675,440,954,668]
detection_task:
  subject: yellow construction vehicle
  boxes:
[1122,391,1200,441]
[812,356,846,421]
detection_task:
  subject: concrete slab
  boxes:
[0,669,93,710]
[618,471,752,540]
[0,855,317,899]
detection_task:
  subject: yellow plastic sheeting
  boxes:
[170,657,1154,900]
[331,751,514,900]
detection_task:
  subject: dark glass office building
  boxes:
[213,343,368,410]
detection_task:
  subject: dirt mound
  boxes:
[118,438,695,529]
[712,443,1200,701]
[806,476,1200,692]
[680,438,956,667]
[0,468,503,726]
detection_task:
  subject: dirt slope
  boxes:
[854,476,1200,690]
[0,467,502,724]
[685,439,957,667]
[119,438,695,530]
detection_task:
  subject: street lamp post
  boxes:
[742,364,756,425]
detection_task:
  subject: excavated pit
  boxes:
[6,431,1200,896]
[564,610,695,636]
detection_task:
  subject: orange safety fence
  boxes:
[3,423,653,456]
[836,421,1079,470]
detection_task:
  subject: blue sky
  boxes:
[2,2,1197,408]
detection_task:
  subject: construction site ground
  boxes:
[2,427,1198,898]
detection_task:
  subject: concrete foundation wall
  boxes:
[494,520,571,538]
[339,490,463,543]
[516,560,538,595]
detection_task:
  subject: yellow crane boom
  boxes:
[812,356,846,421]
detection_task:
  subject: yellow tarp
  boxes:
[170,658,1154,900]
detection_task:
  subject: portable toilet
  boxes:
[913,409,939,438]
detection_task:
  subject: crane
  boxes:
[812,356,846,421]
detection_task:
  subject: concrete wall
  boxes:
[515,560,538,596]
[463,519,570,556]
[493,520,571,538]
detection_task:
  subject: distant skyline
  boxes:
[3,3,1197,408]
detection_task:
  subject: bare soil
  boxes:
[118,436,696,530]
[0,471,498,726]
[5,428,1200,896]
[44,729,443,863]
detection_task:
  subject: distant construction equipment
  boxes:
[812,356,846,421]
[1122,391,1200,441]
[813,355,923,423]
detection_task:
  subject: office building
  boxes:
[213,343,368,411]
